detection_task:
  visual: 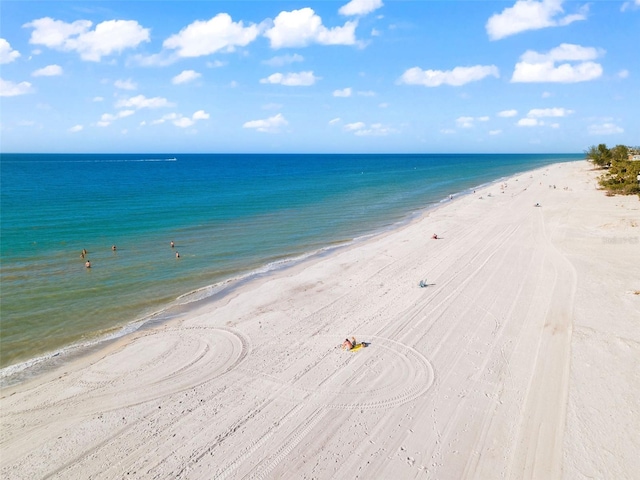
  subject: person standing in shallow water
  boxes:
[85,260,91,268]
[170,241,175,248]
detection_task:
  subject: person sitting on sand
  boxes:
[431,233,438,239]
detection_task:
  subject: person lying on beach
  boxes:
[342,337,357,350]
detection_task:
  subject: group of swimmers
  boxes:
[82,241,180,268]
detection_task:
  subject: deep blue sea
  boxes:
[0,153,581,380]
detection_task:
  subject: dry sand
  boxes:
[1,160,638,479]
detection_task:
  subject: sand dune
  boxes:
[1,160,638,479]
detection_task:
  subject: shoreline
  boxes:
[2,159,638,478]
[0,163,538,387]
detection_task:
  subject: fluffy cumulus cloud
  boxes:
[517,106,573,127]
[150,110,209,128]
[498,109,518,117]
[339,0,384,16]
[97,110,135,127]
[69,124,83,133]
[456,116,490,128]
[24,17,150,61]
[164,14,260,57]
[264,8,357,48]
[116,95,174,109]
[399,65,499,87]
[486,0,588,41]
[527,107,573,118]
[172,70,201,85]
[114,79,137,90]
[333,87,352,97]
[260,71,319,86]
[0,38,21,64]
[512,43,603,83]
[32,64,63,77]
[343,121,395,136]
[588,122,624,135]
[621,0,640,12]
[243,113,288,133]
[262,53,304,67]
[0,78,33,96]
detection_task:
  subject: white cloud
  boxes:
[163,13,260,57]
[399,65,499,87]
[24,17,150,61]
[264,8,358,48]
[334,87,352,97]
[339,0,384,16]
[97,109,135,126]
[344,122,366,131]
[456,116,475,128]
[192,110,210,120]
[243,113,288,133]
[329,117,342,125]
[172,70,201,85]
[486,0,588,41]
[151,113,179,125]
[542,91,552,98]
[93,96,104,102]
[174,117,194,128]
[357,90,376,96]
[498,109,518,117]
[263,53,304,67]
[512,43,603,83]
[517,118,540,127]
[588,123,624,135]
[69,124,83,132]
[207,59,226,68]
[440,129,456,135]
[149,110,209,128]
[0,78,33,96]
[618,69,629,79]
[621,0,640,12]
[526,107,573,118]
[0,38,21,64]
[489,129,502,135]
[32,64,63,77]
[348,122,396,136]
[116,94,174,109]
[260,71,319,86]
[114,79,137,90]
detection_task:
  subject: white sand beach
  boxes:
[1,160,638,479]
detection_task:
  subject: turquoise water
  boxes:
[0,153,581,376]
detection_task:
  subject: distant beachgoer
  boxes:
[342,337,357,350]
[85,260,91,268]
[170,241,175,248]
[431,233,438,240]
[112,245,117,251]
[175,251,180,258]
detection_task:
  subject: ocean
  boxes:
[0,153,581,382]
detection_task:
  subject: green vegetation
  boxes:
[585,144,640,197]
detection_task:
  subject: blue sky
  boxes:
[1,0,638,153]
